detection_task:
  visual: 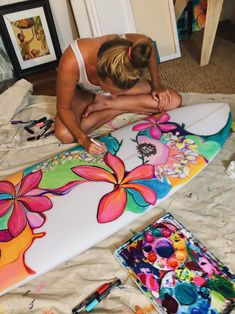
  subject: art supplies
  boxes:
[90,138,104,148]
[16,117,55,141]
[11,119,37,124]
[72,278,121,313]
[115,213,235,314]
[11,116,54,140]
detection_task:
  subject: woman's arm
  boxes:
[56,47,106,154]
[148,40,172,110]
[56,48,85,142]
[148,42,161,90]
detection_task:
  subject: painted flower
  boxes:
[163,132,197,151]
[72,152,156,223]
[155,134,199,178]
[0,171,52,240]
[132,113,177,140]
[137,136,170,165]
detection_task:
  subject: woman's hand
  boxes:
[151,86,171,112]
[79,134,107,155]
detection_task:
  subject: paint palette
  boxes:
[115,213,235,314]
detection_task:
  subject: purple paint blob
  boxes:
[162,294,178,313]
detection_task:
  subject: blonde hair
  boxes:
[97,36,152,89]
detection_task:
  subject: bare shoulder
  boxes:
[58,45,79,76]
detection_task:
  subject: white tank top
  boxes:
[70,40,103,94]
[70,34,126,95]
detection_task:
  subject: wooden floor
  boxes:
[26,68,57,96]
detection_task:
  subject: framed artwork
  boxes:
[0,0,62,78]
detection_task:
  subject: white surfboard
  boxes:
[0,103,231,295]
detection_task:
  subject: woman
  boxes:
[55,33,182,155]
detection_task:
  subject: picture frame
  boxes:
[0,0,62,78]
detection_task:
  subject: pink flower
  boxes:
[137,136,170,165]
[132,113,177,140]
[0,171,52,239]
[72,152,156,223]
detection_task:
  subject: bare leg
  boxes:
[54,87,123,143]
[113,79,182,111]
[83,80,182,117]
[55,81,182,144]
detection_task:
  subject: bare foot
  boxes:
[83,94,111,117]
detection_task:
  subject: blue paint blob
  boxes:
[160,287,173,299]
[155,238,174,258]
[199,286,210,299]
[143,245,152,253]
[174,282,198,305]
[190,308,201,314]
[152,228,162,237]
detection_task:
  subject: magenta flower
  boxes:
[0,171,52,240]
[132,113,177,140]
[72,152,156,223]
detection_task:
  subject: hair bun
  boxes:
[130,37,152,68]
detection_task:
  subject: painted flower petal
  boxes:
[0,181,16,195]
[0,230,13,242]
[122,164,154,184]
[132,122,153,131]
[158,112,170,123]
[124,183,156,204]
[0,199,13,217]
[46,180,85,196]
[104,152,125,184]
[149,126,162,139]
[17,196,53,212]
[18,171,42,196]
[97,187,127,223]
[159,123,177,132]
[146,116,158,123]
[26,211,45,228]
[8,201,27,237]
[73,165,116,183]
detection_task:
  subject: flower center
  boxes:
[137,143,157,157]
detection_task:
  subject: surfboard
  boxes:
[0,102,232,295]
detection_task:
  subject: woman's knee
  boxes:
[54,127,75,144]
[173,92,182,108]
[54,115,75,144]
[169,90,182,110]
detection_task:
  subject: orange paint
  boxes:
[167,156,206,187]
[5,171,23,185]
[0,223,45,292]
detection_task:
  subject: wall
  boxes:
[220,0,235,21]
[131,0,178,58]
[0,0,78,52]
[0,0,234,53]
